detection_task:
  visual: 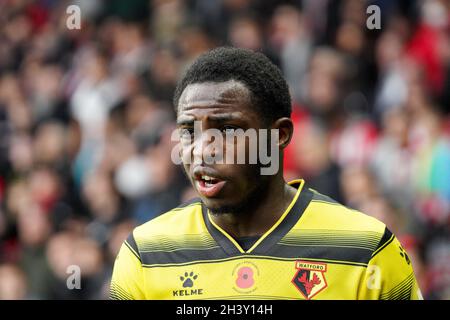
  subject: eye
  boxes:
[179,127,194,138]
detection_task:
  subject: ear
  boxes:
[272,117,294,149]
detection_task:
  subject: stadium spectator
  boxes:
[0,0,448,299]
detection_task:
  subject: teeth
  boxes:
[201,175,213,181]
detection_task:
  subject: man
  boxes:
[110,47,422,300]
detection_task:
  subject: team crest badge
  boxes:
[292,260,328,299]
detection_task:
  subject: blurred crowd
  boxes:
[0,0,449,300]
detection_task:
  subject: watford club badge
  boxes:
[292,261,328,299]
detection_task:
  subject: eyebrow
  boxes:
[176,118,195,126]
[208,114,239,122]
[176,114,241,126]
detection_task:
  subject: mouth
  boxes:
[193,170,227,198]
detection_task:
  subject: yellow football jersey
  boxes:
[110,179,422,300]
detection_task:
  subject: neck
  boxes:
[209,173,298,239]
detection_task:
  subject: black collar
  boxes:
[201,180,313,256]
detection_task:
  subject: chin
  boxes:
[202,198,230,214]
[204,199,249,216]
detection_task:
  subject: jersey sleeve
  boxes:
[358,228,423,300]
[110,233,145,300]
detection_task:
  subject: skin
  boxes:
[177,80,297,239]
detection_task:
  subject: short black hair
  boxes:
[173,47,291,124]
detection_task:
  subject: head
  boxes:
[173,47,293,215]
[0,264,27,300]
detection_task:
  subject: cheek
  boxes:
[223,134,257,164]
[224,135,263,176]
[179,140,195,165]
[220,163,261,192]
[182,163,190,176]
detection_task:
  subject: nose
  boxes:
[192,130,220,165]
[190,126,228,166]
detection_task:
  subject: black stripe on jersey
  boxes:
[110,282,135,300]
[371,227,394,258]
[138,233,218,252]
[141,254,367,268]
[201,184,314,256]
[139,246,228,266]
[125,233,141,262]
[269,243,373,265]
[139,243,218,252]
[380,273,415,300]
[251,188,314,255]
[201,203,242,256]
[309,189,340,205]
[280,230,382,251]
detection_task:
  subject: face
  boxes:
[176,80,273,214]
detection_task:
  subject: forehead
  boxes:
[177,80,253,117]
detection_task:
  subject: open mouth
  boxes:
[194,174,226,198]
[198,175,219,187]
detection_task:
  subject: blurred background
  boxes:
[0,0,449,300]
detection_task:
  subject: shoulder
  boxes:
[132,198,205,240]
[304,189,387,235]
[292,189,391,255]
[127,198,213,250]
